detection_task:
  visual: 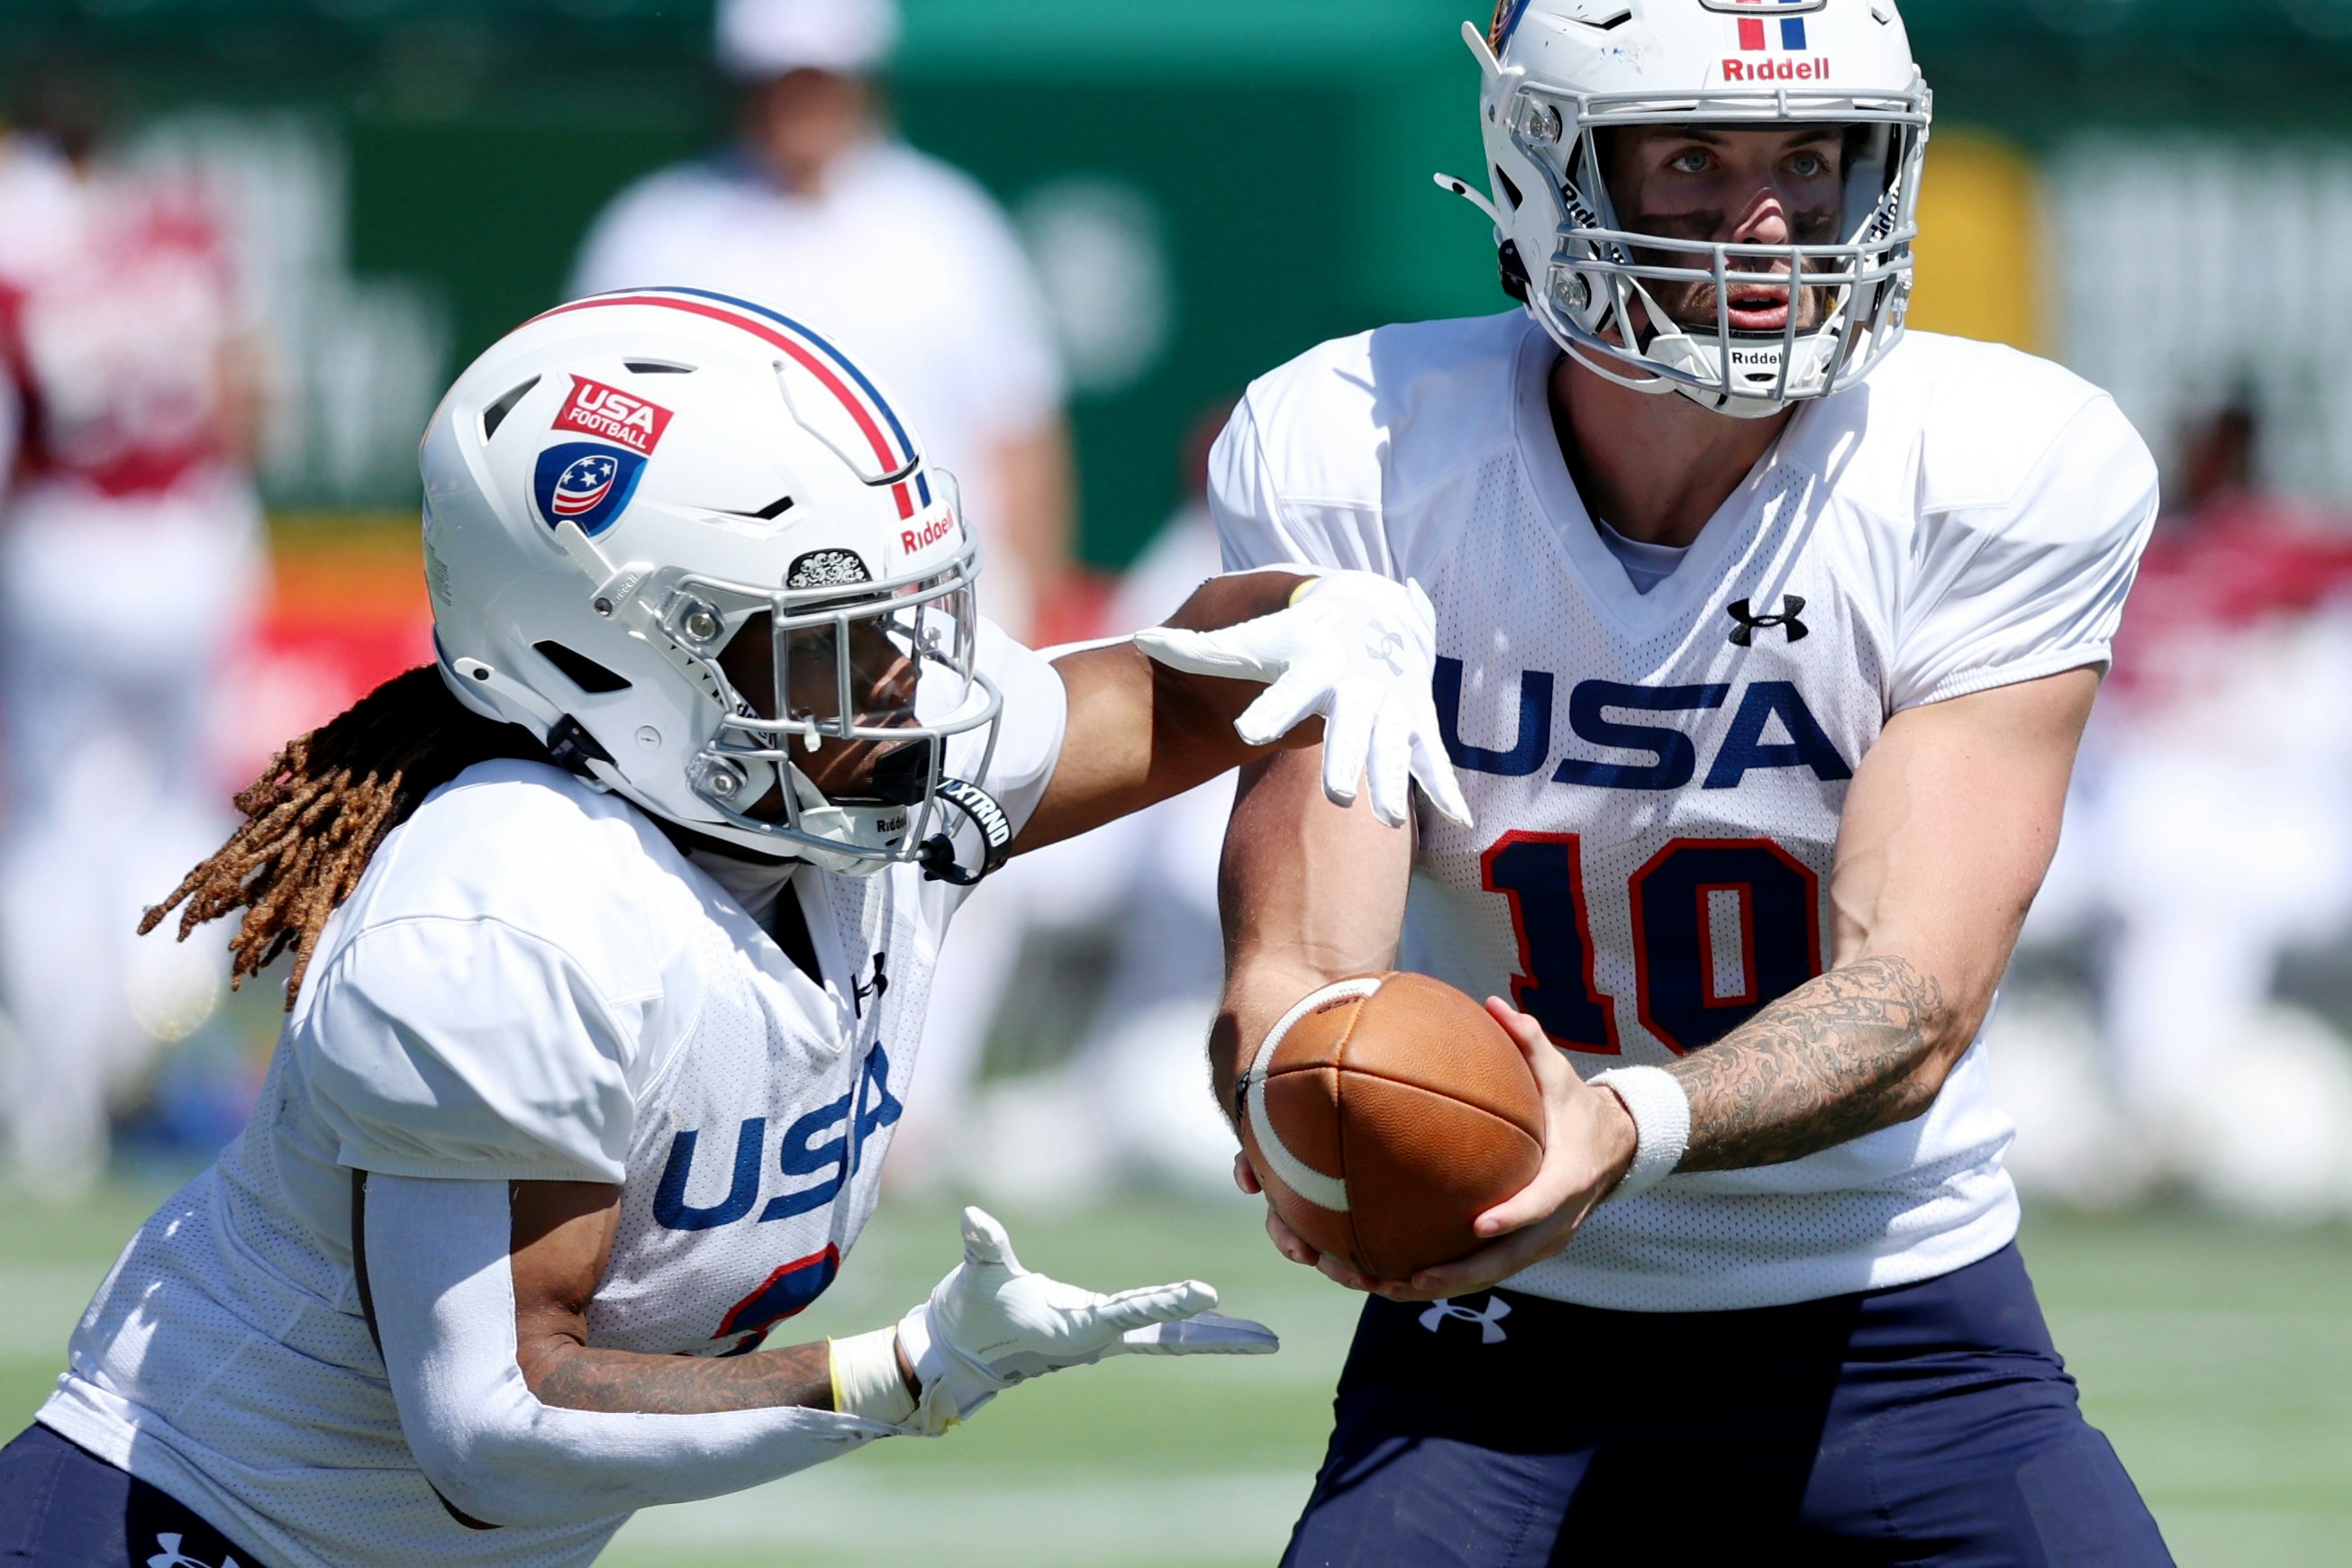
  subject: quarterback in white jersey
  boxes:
[0,288,1469,1568]
[1211,3,2174,1563]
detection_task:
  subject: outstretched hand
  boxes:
[898,1207,1278,1435]
[1135,572,1473,830]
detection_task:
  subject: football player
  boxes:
[1197,2,2176,1561]
[0,287,1469,1568]
[0,97,268,1195]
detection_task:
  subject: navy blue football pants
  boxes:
[1282,1244,2174,1567]
[1,1425,263,1568]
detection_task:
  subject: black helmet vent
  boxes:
[533,640,632,695]
[480,376,540,442]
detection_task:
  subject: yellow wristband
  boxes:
[1287,576,1318,607]
[829,1328,918,1425]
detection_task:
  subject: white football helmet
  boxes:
[421,286,1003,876]
[1445,0,1931,418]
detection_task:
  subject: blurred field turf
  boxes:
[4,1180,2347,1566]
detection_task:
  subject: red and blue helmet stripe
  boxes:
[531,286,932,519]
[1734,0,1810,51]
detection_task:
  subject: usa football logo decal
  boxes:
[551,374,674,456]
[533,440,648,537]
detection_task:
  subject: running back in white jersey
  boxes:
[38,624,1066,1568]
[1212,313,2157,1312]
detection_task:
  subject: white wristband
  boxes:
[1588,1065,1691,1200]
[829,1328,917,1426]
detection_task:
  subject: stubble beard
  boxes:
[1617,203,1842,339]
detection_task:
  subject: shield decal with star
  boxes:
[533,440,649,537]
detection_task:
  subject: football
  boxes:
[1236,971,1546,1281]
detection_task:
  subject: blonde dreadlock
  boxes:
[141,665,547,1008]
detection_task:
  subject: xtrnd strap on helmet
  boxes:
[914,776,1013,887]
[1441,0,1931,418]
[421,286,1004,875]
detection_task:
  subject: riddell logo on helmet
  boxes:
[552,376,675,456]
[900,512,958,556]
[1721,57,1830,81]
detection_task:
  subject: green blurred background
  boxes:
[6,1183,2351,1565]
[5,4,2352,1563]
[13,0,2352,560]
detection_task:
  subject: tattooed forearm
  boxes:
[522,1339,837,1415]
[1668,955,1951,1173]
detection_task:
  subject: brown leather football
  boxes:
[1237,971,1545,1281]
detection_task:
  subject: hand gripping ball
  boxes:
[1237,972,1545,1281]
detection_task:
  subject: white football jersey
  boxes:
[1212,313,2157,1312]
[37,624,1067,1568]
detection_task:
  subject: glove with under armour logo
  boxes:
[1134,571,1475,830]
[893,1207,1279,1437]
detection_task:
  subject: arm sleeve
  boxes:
[925,617,1068,919]
[362,1174,894,1528]
[1206,396,1394,577]
[954,615,1069,841]
[1890,394,2160,712]
[302,919,643,1184]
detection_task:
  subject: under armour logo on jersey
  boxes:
[1726,596,1810,647]
[1418,1294,1512,1345]
[149,1536,242,1568]
[1367,621,1405,677]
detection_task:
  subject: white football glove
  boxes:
[895,1207,1278,1436]
[1133,570,1474,830]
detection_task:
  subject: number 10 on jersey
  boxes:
[1481,832,1823,1056]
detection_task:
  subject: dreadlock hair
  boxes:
[142,665,549,1009]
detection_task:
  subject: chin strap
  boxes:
[1434,170,1507,228]
[544,715,618,784]
[916,777,1013,887]
[1435,174,1533,304]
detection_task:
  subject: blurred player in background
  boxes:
[569,0,1080,1184]
[1204,2,2175,1560]
[0,72,266,1196]
[568,0,1072,639]
[962,404,1244,1202]
[0,289,1469,1568]
[2017,400,2352,1213]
